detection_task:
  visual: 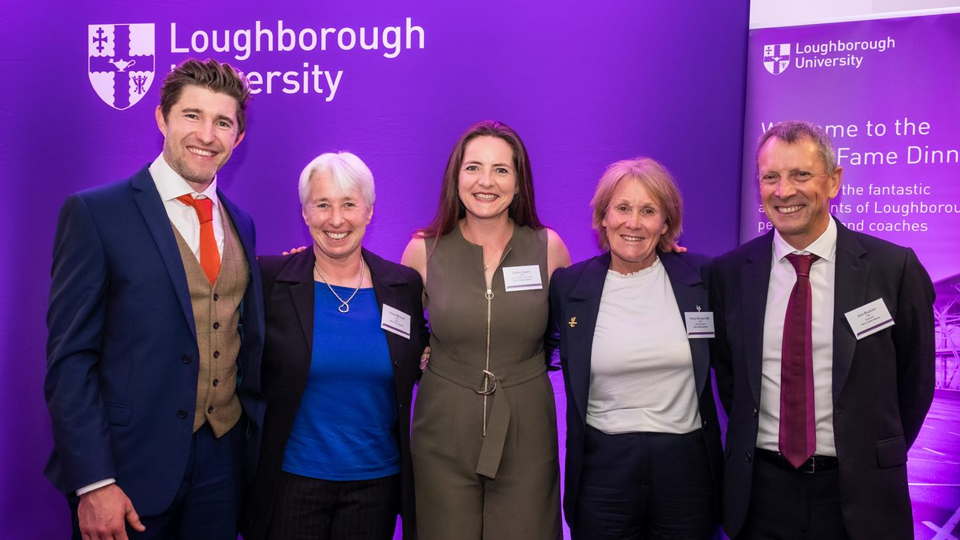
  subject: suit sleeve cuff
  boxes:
[76,478,116,496]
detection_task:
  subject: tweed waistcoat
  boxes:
[171,205,249,435]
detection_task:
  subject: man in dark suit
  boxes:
[45,58,265,540]
[711,120,935,539]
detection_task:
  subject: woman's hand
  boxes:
[420,346,432,371]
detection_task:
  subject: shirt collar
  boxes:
[149,153,219,205]
[772,217,837,263]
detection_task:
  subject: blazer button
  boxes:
[208,406,214,414]
[213,379,219,387]
[213,294,219,301]
[182,355,192,364]
[213,351,220,359]
[752,407,758,417]
[745,452,752,462]
[177,410,187,419]
[702,420,709,428]
[213,322,220,330]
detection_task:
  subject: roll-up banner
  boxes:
[742,7,960,536]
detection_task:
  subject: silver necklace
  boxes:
[314,258,365,313]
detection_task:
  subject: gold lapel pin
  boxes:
[568,316,578,328]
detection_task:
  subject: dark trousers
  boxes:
[572,426,717,540]
[266,471,400,540]
[70,421,245,540]
[737,455,849,540]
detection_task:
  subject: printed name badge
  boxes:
[844,298,894,340]
[381,304,411,339]
[684,311,715,339]
[502,265,543,292]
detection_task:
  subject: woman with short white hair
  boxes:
[243,152,428,540]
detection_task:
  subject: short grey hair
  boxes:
[298,151,376,207]
[757,120,837,173]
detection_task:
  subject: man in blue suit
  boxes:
[711,121,935,539]
[45,58,265,540]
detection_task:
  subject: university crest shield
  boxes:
[763,43,791,75]
[88,24,156,110]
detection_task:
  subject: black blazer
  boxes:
[710,219,935,539]
[242,248,428,540]
[548,250,724,530]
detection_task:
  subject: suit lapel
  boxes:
[131,167,196,333]
[740,235,773,407]
[565,253,611,425]
[277,250,316,367]
[832,222,868,401]
[364,249,409,375]
[219,190,257,281]
[660,252,710,397]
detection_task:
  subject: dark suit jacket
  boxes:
[243,248,428,540]
[549,250,724,530]
[44,166,266,516]
[710,219,935,539]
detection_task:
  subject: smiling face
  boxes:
[457,136,518,223]
[156,85,244,191]
[758,136,842,250]
[302,170,372,264]
[602,177,668,274]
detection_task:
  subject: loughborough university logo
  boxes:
[88,24,156,110]
[763,43,790,75]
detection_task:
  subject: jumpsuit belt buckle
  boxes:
[475,369,498,395]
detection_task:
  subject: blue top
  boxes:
[281,284,400,481]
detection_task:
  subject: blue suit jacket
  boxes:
[45,166,265,516]
[548,250,724,530]
[710,219,935,539]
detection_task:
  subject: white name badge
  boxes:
[380,304,411,339]
[502,265,543,292]
[844,298,894,340]
[684,312,715,339]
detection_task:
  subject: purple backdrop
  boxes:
[0,1,750,537]
[741,12,960,538]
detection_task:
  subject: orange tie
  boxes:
[177,194,220,284]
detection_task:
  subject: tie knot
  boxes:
[177,194,214,223]
[785,253,819,277]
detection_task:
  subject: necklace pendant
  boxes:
[338,303,350,313]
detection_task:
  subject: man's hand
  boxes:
[78,484,145,540]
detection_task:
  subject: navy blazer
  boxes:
[242,248,429,540]
[710,219,935,539]
[45,166,266,515]
[549,250,724,530]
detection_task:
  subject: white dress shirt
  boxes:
[76,155,225,497]
[757,219,838,456]
[149,153,225,261]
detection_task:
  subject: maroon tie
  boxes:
[779,253,819,468]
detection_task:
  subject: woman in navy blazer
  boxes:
[549,158,723,539]
[242,152,428,540]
